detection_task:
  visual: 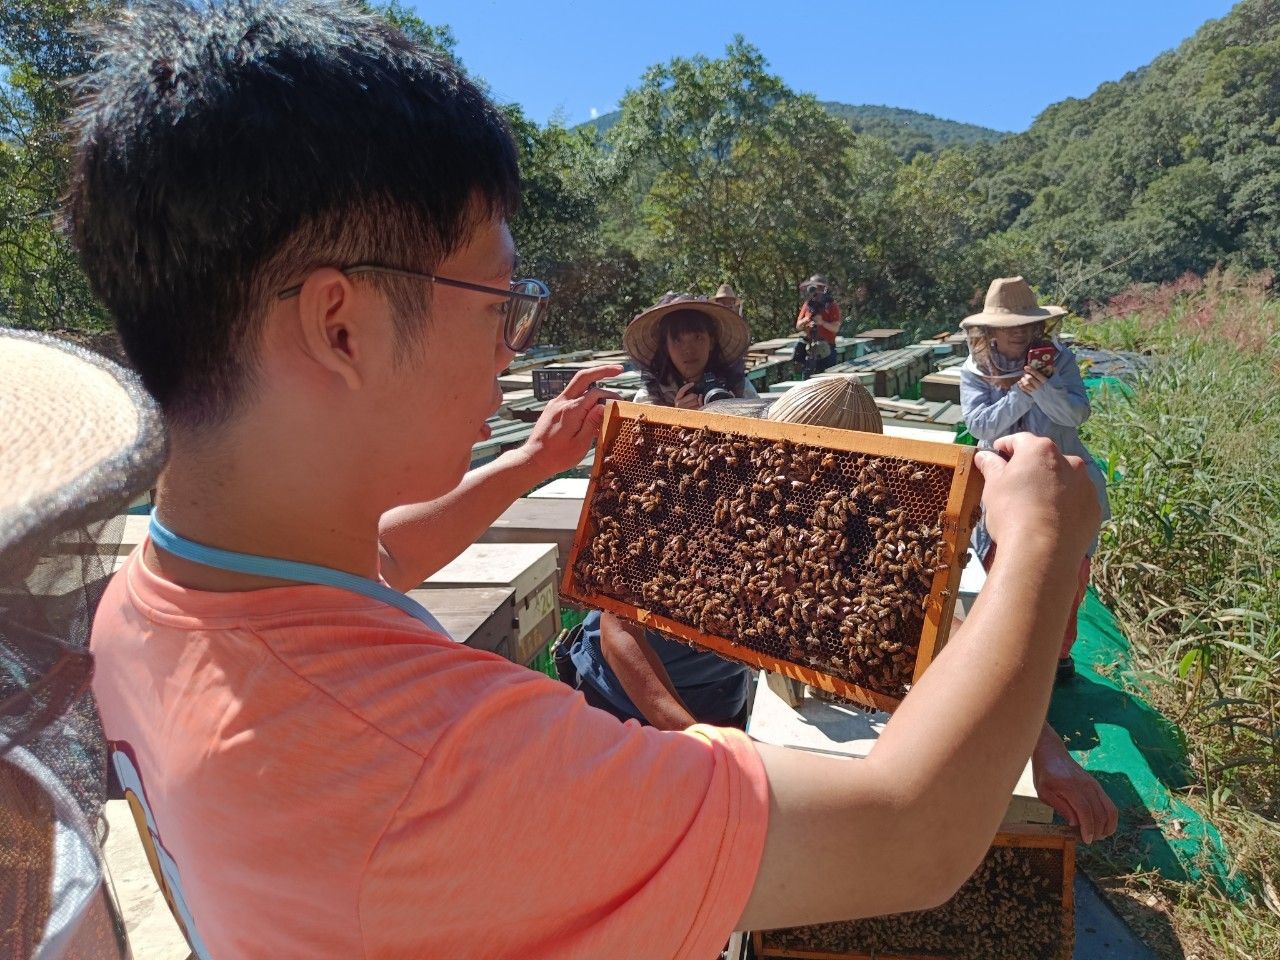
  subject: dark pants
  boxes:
[554,631,750,731]
[793,338,836,374]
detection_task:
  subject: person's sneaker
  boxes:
[1055,657,1076,683]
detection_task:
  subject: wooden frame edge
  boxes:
[560,400,981,714]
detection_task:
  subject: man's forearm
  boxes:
[863,540,1081,884]
[600,615,697,730]
[742,538,1083,928]
[378,449,545,590]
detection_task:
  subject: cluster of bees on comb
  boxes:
[762,845,1069,960]
[572,417,955,698]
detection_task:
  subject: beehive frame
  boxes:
[561,401,984,712]
[752,825,1077,960]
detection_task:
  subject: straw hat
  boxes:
[767,376,883,433]
[0,329,166,580]
[1,329,164,958]
[961,276,1066,330]
[703,375,883,434]
[623,294,750,370]
[799,274,830,293]
[713,283,739,303]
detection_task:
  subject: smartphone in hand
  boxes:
[1026,343,1056,374]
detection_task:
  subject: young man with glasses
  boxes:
[80,3,1101,957]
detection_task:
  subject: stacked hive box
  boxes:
[858,328,906,352]
[407,587,517,659]
[479,497,583,590]
[421,542,560,667]
[753,826,1077,960]
[838,346,935,397]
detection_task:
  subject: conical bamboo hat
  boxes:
[766,375,883,433]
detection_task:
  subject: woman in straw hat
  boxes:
[960,277,1111,682]
[624,292,757,408]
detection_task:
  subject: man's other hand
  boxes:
[520,364,623,477]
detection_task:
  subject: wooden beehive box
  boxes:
[920,368,963,404]
[479,497,583,587]
[833,336,871,361]
[528,478,590,500]
[946,332,970,357]
[421,543,560,666]
[408,586,517,659]
[875,398,965,434]
[561,402,983,712]
[753,824,1077,960]
[861,346,935,397]
[858,328,906,352]
[470,419,536,467]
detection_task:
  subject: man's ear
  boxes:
[292,267,365,390]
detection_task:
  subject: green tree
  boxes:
[506,107,656,348]
[607,37,862,337]
[871,149,987,334]
[1,0,119,332]
[0,1,460,335]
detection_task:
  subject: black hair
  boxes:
[65,0,521,428]
[640,308,747,403]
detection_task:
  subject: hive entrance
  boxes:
[563,403,983,709]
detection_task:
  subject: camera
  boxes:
[691,371,734,405]
[805,287,832,318]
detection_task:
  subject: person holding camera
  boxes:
[794,274,841,373]
[960,277,1111,682]
[626,293,757,408]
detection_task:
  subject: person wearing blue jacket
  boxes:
[960,277,1111,682]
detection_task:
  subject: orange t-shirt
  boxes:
[91,549,769,959]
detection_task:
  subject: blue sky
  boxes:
[409,0,1237,131]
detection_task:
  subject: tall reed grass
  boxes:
[1074,269,1280,956]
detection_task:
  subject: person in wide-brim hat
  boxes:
[712,282,742,316]
[624,293,756,409]
[798,274,829,294]
[960,275,1066,331]
[961,276,1067,384]
[1,328,166,956]
[623,294,750,371]
[957,278,1111,686]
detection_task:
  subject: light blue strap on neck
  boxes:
[147,515,450,638]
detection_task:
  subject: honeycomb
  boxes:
[568,410,974,702]
[760,843,1072,960]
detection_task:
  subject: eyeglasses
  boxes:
[277,264,550,353]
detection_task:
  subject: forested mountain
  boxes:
[580,101,1005,160]
[964,0,1280,304]
[4,1,1278,347]
[819,102,1005,159]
